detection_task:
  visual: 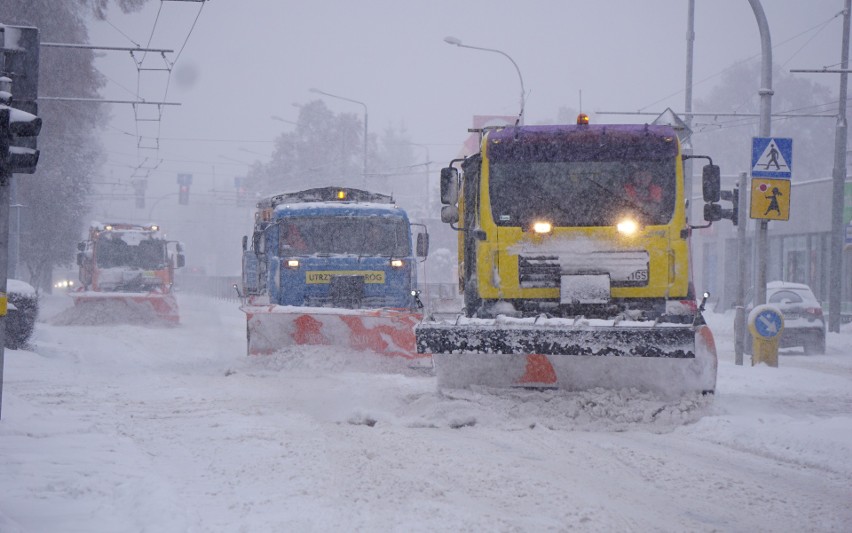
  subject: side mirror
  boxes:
[76,252,84,266]
[440,167,459,205]
[77,241,86,252]
[416,233,429,257]
[242,235,248,252]
[702,164,721,203]
[441,205,459,224]
[176,254,186,268]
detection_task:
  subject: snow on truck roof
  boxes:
[255,187,407,219]
[90,222,162,233]
[484,123,680,160]
[274,201,407,219]
[258,187,394,208]
[485,123,678,140]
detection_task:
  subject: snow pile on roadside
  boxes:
[401,386,714,433]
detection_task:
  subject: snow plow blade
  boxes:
[69,291,180,325]
[242,304,427,359]
[416,316,717,396]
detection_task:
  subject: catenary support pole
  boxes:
[829,0,850,333]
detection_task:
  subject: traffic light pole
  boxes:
[0,167,11,419]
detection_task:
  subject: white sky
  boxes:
[0,293,850,531]
[86,0,847,193]
[76,0,850,275]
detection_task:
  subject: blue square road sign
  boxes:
[751,137,792,178]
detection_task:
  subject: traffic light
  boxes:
[1,26,39,105]
[0,25,41,176]
[704,187,739,226]
[234,176,247,206]
[0,104,42,175]
[178,184,190,205]
[177,173,192,205]
[720,187,739,226]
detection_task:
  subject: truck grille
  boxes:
[518,252,649,288]
[518,256,561,288]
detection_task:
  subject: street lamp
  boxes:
[309,87,368,188]
[443,36,526,125]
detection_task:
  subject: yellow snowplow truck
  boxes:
[416,117,737,395]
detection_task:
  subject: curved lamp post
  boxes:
[444,36,525,125]
[309,88,368,188]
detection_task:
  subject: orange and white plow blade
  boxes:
[431,325,718,396]
[242,305,426,359]
[69,291,180,324]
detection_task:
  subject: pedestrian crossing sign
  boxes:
[751,137,792,178]
[750,178,791,221]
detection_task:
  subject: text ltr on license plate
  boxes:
[305,271,386,284]
[560,274,610,304]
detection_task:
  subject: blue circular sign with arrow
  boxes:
[750,305,784,339]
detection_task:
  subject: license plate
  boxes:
[305,270,386,284]
[560,274,610,304]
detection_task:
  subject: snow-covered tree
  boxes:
[0,0,152,291]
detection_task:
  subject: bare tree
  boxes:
[246,100,414,198]
[693,61,835,180]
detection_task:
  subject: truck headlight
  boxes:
[616,217,640,236]
[390,259,404,268]
[285,259,300,269]
[532,221,552,234]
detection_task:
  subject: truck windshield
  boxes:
[96,237,166,269]
[489,160,676,227]
[278,216,411,256]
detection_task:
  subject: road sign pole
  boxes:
[750,136,792,310]
[0,167,10,420]
[749,0,773,306]
[756,220,768,306]
[735,172,749,366]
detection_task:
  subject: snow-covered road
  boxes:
[1,293,850,532]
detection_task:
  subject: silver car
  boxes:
[745,281,826,355]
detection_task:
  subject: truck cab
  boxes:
[242,187,428,311]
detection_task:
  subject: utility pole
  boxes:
[683,0,695,205]
[790,0,851,332]
[829,0,850,332]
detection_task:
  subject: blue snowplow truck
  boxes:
[240,187,430,358]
